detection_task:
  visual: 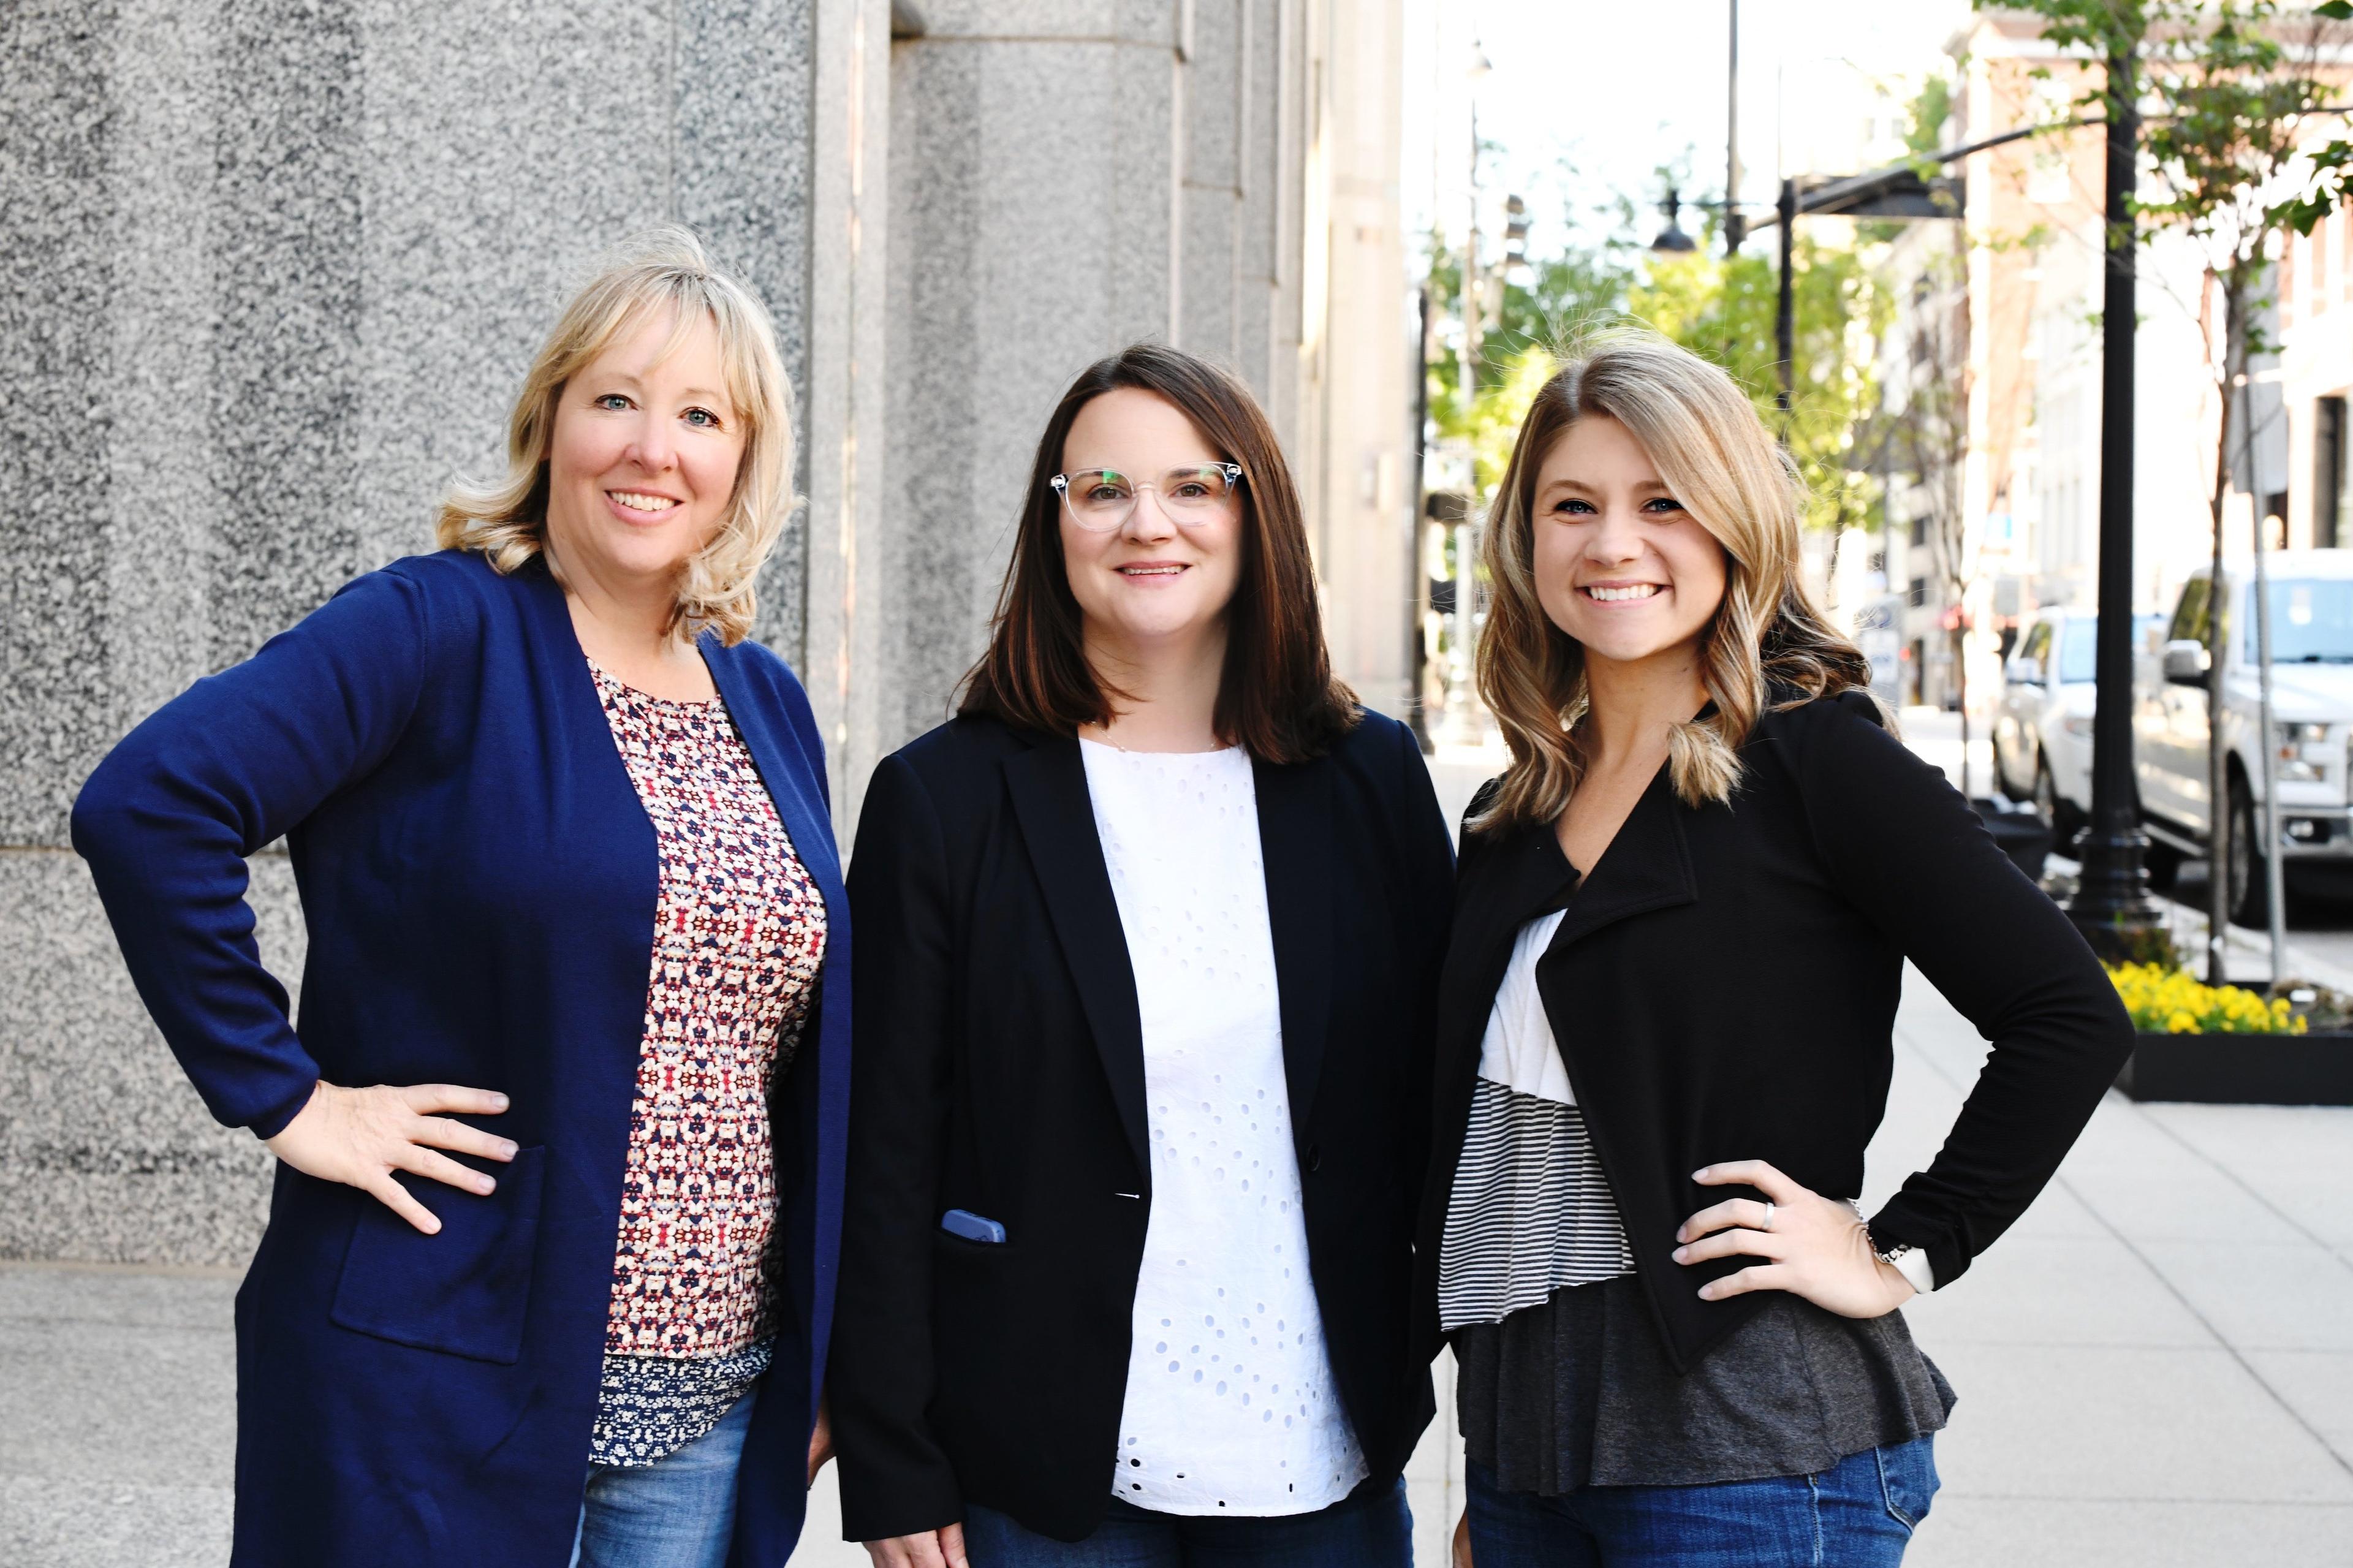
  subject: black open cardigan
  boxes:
[1411,691,2136,1374]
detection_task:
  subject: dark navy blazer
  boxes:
[71,549,850,1568]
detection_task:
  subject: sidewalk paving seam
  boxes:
[1928,1493,2353,1507]
[0,1261,241,1279]
[0,1316,233,1331]
[2129,1108,2353,1273]
[1891,1027,2353,1482]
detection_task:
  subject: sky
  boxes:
[1401,0,1978,263]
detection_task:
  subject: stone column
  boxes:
[869,0,1322,770]
[873,0,1189,758]
[802,0,899,816]
[1298,0,1415,716]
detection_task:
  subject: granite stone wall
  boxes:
[2,0,1311,1265]
[0,0,815,1264]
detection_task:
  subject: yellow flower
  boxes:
[2104,962,2302,1036]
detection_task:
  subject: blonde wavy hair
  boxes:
[1470,325,1873,834]
[434,227,795,645]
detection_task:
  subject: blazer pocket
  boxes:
[931,1226,1021,1261]
[330,1145,547,1365]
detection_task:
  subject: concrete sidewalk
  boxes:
[5,966,2349,1566]
[1876,970,2353,1565]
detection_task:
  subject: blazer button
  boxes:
[1306,1146,1323,1174]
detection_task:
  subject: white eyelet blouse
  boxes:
[1080,740,1368,1517]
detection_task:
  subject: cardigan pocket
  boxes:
[330,1145,547,1365]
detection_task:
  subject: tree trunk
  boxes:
[2205,279,2240,985]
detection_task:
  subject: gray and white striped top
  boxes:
[1438,909,1636,1331]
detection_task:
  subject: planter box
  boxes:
[2117,1032,2353,1105]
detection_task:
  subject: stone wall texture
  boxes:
[1,0,815,1263]
[874,0,1305,756]
[4,0,1324,1265]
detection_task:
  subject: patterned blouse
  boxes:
[586,661,828,1467]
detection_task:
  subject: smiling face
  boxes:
[543,307,745,591]
[1058,387,1245,656]
[1529,413,1730,671]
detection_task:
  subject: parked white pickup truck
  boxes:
[2135,548,2353,922]
[1996,607,2163,836]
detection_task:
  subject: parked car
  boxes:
[2134,549,2353,922]
[1995,607,2163,837]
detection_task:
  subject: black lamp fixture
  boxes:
[1650,186,1697,254]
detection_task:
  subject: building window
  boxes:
[1908,577,1928,608]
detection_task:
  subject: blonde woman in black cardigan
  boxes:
[1415,328,2132,1567]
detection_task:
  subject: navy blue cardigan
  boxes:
[72,549,851,1568]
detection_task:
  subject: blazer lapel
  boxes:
[1254,753,1333,1153]
[1002,737,1153,1182]
[1545,765,1699,955]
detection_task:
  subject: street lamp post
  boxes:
[1463,44,1491,402]
[1651,187,1699,253]
[1726,0,1744,257]
[1775,175,1796,416]
[2067,42,2166,956]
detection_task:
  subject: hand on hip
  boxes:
[263,1080,517,1234]
[1673,1159,1915,1319]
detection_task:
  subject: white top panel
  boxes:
[1477,908,1573,1103]
[1081,739,1367,1517]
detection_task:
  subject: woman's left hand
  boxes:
[808,1392,835,1487]
[1673,1160,1914,1320]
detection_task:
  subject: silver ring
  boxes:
[1759,1201,1775,1232]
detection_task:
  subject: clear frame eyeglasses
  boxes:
[1048,463,1245,531]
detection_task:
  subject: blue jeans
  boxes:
[963,1477,1412,1567]
[569,1388,757,1568]
[1465,1436,1938,1567]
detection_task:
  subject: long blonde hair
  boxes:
[434,227,795,645]
[1470,326,1872,834]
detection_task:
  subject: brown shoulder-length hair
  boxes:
[1471,325,1874,834]
[957,343,1357,763]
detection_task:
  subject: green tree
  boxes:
[1422,230,1635,494]
[1421,214,1884,526]
[1631,239,1889,536]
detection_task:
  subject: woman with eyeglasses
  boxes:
[830,343,1454,1568]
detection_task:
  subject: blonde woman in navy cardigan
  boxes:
[71,230,849,1568]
